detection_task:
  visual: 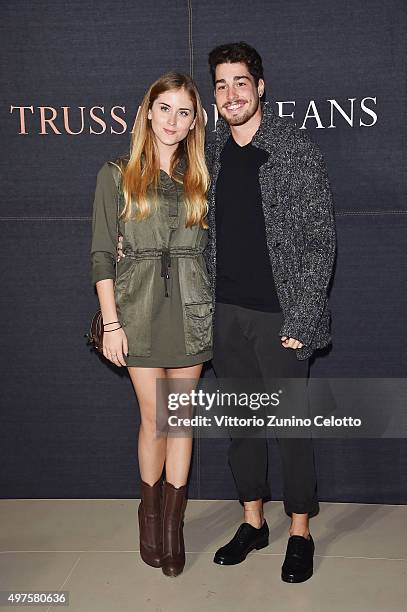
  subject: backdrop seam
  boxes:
[187,0,193,78]
[1,211,407,221]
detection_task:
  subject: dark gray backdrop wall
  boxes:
[1,0,406,503]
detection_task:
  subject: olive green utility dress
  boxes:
[90,155,213,367]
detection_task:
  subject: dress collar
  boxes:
[139,149,187,181]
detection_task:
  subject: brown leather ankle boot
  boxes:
[138,477,163,568]
[161,481,187,577]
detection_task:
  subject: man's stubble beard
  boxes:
[219,97,261,127]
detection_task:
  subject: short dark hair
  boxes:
[208,41,264,87]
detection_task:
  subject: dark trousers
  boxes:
[211,302,319,518]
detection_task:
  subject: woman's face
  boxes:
[147,88,196,149]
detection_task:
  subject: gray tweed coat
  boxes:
[204,100,337,360]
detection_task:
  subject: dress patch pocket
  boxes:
[184,301,213,355]
[114,262,134,305]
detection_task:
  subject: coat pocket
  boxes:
[184,301,213,355]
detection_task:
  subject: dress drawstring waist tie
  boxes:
[122,246,205,297]
[160,248,171,297]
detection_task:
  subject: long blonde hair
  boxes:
[119,72,209,228]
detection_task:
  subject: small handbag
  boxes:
[84,161,123,354]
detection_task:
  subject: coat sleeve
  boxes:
[279,139,337,346]
[90,162,119,286]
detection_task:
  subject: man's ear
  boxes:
[258,78,265,98]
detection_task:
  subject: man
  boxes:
[117,41,336,582]
[203,41,336,583]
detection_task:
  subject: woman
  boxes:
[90,72,213,577]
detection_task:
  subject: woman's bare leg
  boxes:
[165,364,203,487]
[127,366,167,486]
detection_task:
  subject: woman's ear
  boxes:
[147,109,152,120]
[189,118,197,130]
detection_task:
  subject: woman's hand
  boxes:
[116,234,125,262]
[280,336,304,349]
[103,326,128,366]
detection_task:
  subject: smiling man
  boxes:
[204,42,336,582]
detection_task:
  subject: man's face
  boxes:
[214,61,264,126]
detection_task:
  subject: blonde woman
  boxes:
[90,72,212,577]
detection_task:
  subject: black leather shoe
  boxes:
[281,534,315,583]
[213,520,269,565]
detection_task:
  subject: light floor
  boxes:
[0,499,406,612]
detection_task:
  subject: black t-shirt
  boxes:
[215,134,281,312]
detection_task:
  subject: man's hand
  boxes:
[116,234,125,262]
[280,336,304,349]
